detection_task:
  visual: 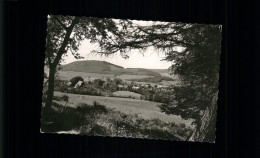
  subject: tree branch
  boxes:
[46,35,53,66]
[52,17,79,67]
[53,16,68,30]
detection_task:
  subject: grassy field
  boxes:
[41,100,193,140]
[56,71,155,81]
[112,91,141,99]
[53,91,194,127]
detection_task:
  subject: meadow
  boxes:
[57,71,154,82]
[53,91,194,126]
[41,93,194,141]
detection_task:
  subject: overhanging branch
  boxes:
[53,16,68,30]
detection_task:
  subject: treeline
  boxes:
[135,89,173,103]
[128,76,175,83]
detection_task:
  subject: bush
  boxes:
[93,79,105,88]
[89,124,109,135]
[113,78,123,85]
[70,76,84,87]
[59,85,68,92]
[41,101,193,141]
[41,103,85,132]
[76,102,108,115]
[92,101,108,114]
[69,86,102,96]
[61,94,69,102]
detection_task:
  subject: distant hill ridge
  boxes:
[60,60,162,77]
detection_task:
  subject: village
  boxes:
[48,75,175,104]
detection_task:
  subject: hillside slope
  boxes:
[61,60,123,73]
[60,60,161,77]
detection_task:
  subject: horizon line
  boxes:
[60,59,170,70]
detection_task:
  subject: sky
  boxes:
[61,40,173,69]
[61,18,176,69]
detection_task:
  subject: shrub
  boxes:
[89,124,109,135]
[113,78,123,85]
[93,79,105,88]
[75,103,93,114]
[70,76,84,87]
[41,100,192,141]
[93,101,108,114]
[59,85,68,92]
[41,103,84,132]
[61,94,69,102]
[76,102,108,115]
[70,86,101,96]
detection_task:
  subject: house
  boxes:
[118,85,124,90]
[132,85,140,90]
[158,85,168,90]
[74,80,84,88]
[145,84,151,88]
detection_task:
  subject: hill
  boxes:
[60,60,161,77]
[61,60,123,73]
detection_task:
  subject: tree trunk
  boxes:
[44,17,79,110]
[45,65,56,110]
[189,92,218,142]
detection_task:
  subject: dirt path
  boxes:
[54,91,194,127]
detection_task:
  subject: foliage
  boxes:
[93,79,105,88]
[76,102,108,115]
[105,77,112,83]
[43,72,48,79]
[113,78,123,85]
[152,90,172,103]
[96,22,221,141]
[69,76,84,87]
[41,102,84,132]
[158,25,222,141]
[71,86,102,96]
[128,76,175,83]
[44,15,135,109]
[41,101,193,140]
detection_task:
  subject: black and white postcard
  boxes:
[41,15,222,143]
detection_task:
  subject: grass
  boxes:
[57,71,155,81]
[52,91,193,125]
[41,101,108,133]
[41,100,193,141]
[112,91,141,99]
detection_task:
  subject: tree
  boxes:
[44,15,133,110]
[161,25,221,142]
[113,78,123,85]
[105,77,111,83]
[93,79,105,88]
[69,76,84,87]
[94,22,221,142]
[145,24,221,142]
